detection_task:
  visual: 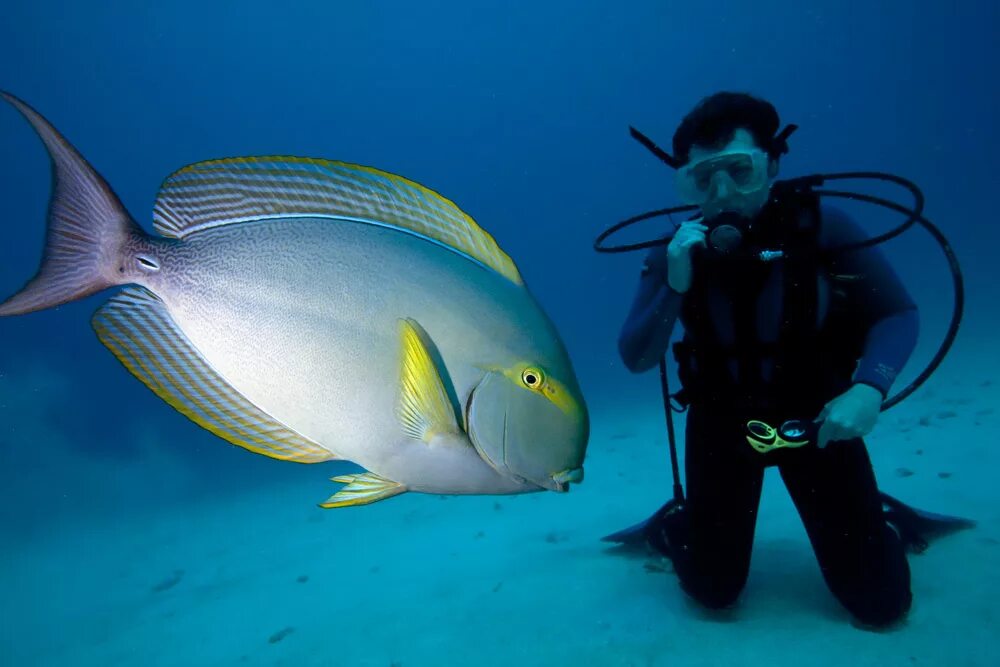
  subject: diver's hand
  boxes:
[814,383,884,448]
[666,220,707,293]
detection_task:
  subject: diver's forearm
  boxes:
[853,307,919,398]
[618,281,682,372]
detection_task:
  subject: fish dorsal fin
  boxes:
[152,156,523,285]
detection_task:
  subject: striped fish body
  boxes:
[133,216,568,493]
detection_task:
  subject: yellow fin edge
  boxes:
[320,473,406,508]
[396,318,459,442]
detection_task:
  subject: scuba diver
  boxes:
[600,92,974,630]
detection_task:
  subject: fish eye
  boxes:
[521,367,544,388]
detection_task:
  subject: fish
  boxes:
[0,91,589,508]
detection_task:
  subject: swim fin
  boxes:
[880,492,976,554]
[601,498,685,558]
[602,492,975,556]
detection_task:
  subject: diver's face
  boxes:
[682,129,777,221]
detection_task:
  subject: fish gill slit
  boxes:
[502,410,508,466]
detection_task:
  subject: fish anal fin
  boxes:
[92,286,335,464]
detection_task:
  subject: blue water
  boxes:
[1,2,997,665]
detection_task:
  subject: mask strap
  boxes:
[771,124,799,158]
[628,122,800,168]
[629,125,682,169]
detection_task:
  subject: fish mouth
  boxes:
[544,467,585,492]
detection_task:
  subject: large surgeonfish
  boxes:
[0,91,589,508]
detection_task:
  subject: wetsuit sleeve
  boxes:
[618,242,684,373]
[821,205,919,398]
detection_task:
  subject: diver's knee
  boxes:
[843,577,913,630]
[849,590,912,630]
[832,525,913,628]
[680,572,747,609]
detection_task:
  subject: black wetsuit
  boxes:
[618,194,918,627]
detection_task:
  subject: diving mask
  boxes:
[675,148,771,205]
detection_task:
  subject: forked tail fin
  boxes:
[0,91,146,316]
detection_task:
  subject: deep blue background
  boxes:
[1,1,996,530]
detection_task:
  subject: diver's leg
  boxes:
[662,404,764,609]
[779,438,912,628]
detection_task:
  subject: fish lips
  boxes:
[466,371,585,492]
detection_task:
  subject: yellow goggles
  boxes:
[745,419,814,454]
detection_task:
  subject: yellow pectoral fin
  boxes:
[319,473,407,508]
[396,318,461,443]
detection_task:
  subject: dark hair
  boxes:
[671,92,783,165]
